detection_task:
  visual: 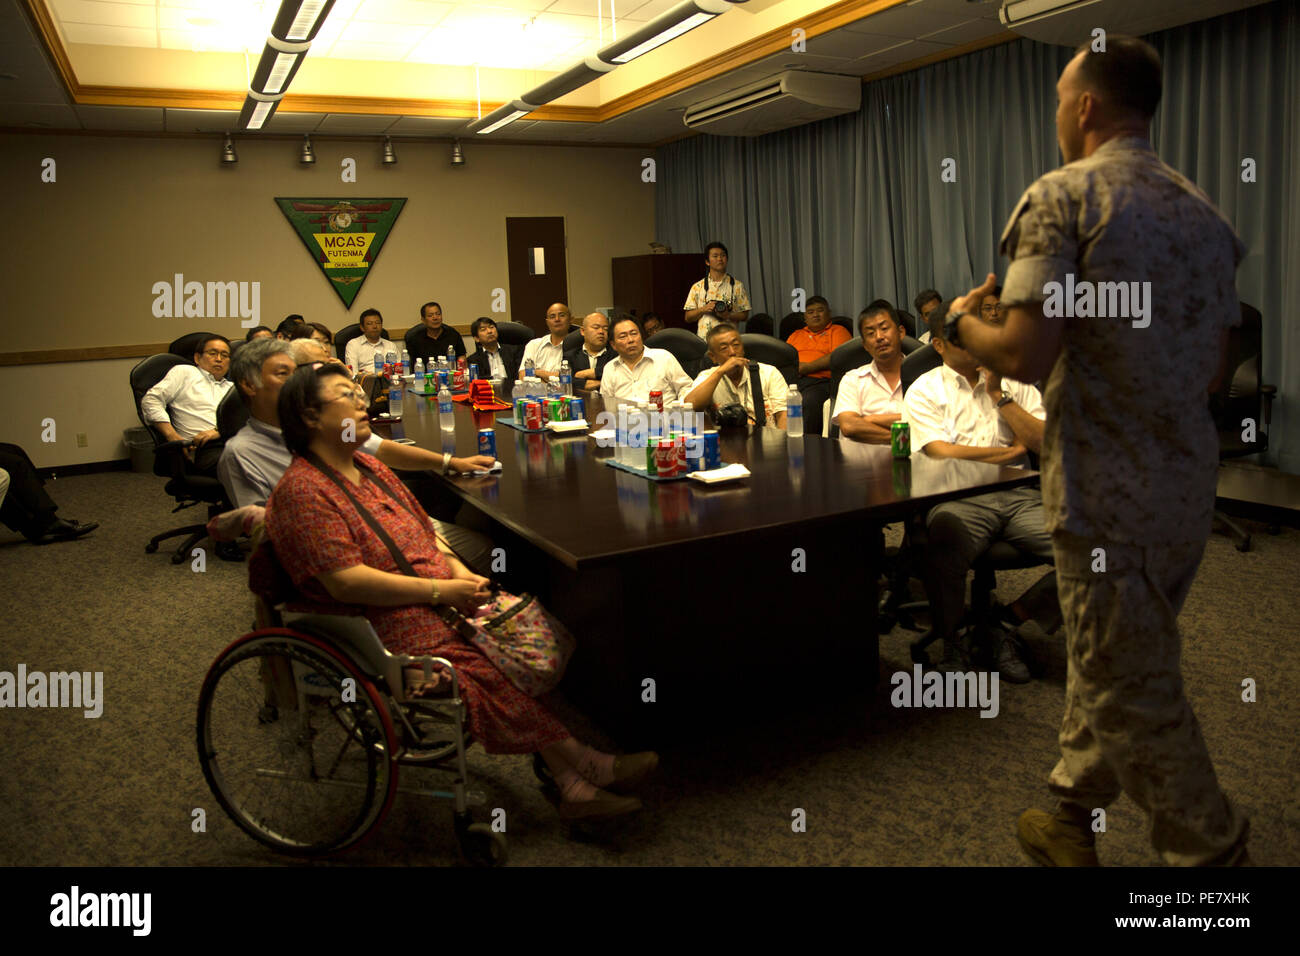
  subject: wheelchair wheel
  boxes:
[197,633,399,855]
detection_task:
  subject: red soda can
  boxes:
[655,440,677,477]
[525,401,543,430]
[649,390,665,415]
[675,435,687,474]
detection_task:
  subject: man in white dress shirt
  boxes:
[902,308,1054,681]
[141,333,235,473]
[519,302,572,382]
[600,316,694,406]
[343,309,396,377]
[833,305,905,442]
[683,323,787,428]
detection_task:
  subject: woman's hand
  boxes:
[436,577,493,612]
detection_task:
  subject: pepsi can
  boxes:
[478,428,497,458]
[703,430,721,469]
[468,363,479,381]
[570,396,586,421]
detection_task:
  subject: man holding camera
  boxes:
[684,241,751,340]
[683,323,788,429]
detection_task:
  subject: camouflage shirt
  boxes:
[999,135,1244,544]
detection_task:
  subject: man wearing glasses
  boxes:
[141,334,234,474]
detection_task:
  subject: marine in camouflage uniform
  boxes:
[952,37,1248,864]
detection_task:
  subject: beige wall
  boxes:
[0,133,655,467]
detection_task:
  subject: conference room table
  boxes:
[373,382,1039,744]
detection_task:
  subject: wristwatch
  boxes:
[996,394,1015,408]
[942,308,970,348]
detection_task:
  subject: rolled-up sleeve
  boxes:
[141,365,188,425]
[999,176,1079,307]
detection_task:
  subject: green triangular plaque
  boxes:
[275,198,406,309]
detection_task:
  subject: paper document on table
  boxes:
[688,464,751,484]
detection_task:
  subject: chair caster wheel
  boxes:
[170,552,185,565]
[455,814,507,867]
[145,542,159,553]
[1236,537,1251,553]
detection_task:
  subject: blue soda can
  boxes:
[478,428,497,458]
[570,396,586,421]
[703,430,721,469]
[468,363,479,381]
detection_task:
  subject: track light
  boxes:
[299,135,316,164]
[221,134,238,165]
[381,136,397,165]
[450,140,465,167]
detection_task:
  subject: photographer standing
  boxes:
[683,241,751,340]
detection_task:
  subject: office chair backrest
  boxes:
[129,353,191,477]
[745,312,773,337]
[216,387,249,440]
[494,321,535,348]
[897,310,916,339]
[1214,302,1269,457]
[826,339,873,439]
[778,312,804,342]
[647,328,707,377]
[336,322,393,357]
[900,335,922,355]
[740,334,799,385]
[562,328,584,353]
[900,344,941,396]
[831,316,854,334]
[168,331,219,361]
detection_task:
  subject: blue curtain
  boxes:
[656,0,1299,470]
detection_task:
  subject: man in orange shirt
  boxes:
[786,296,851,436]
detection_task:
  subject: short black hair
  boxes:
[913,290,941,314]
[858,304,898,336]
[420,301,441,319]
[611,315,643,338]
[307,321,332,342]
[469,316,496,338]
[705,322,739,347]
[359,308,383,326]
[277,364,353,457]
[864,298,894,313]
[704,241,728,259]
[287,324,315,340]
[806,295,830,312]
[195,334,231,357]
[276,315,303,335]
[928,299,956,343]
[1071,34,1162,120]
[245,325,272,341]
[643,312,660,324]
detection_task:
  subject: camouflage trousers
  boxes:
[1046,532,1248,865]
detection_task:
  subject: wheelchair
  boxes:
[196,542,542,865]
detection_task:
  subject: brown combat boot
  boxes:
[1017,804,1101,866]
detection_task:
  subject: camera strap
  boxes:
[749,363,766,427]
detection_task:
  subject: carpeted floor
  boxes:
[1,468,1296,867]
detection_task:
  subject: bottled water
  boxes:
[413,358,425,394]
[438,385,455,433]
[401,349,410,376]
[615,403,628,466]
[630,403,648,472]
[559,360,572,396]
[524,358,536,380]
[388,373,403,418]
[786,385,803,438]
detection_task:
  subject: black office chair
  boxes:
[826,339,872,439]
[562,329,584,353]
[897,310,917,339]
[336,322,395,358]
[740,334,799,385]
[646,328,708,377]
[169,331,219,360]
[494,322,535,348]
[900,343,941,393]
[746,312,773,337]
[130,354,235,565]
[216,387,249,440]
[900,335,923,355]
[831,316,854,335]
[1212,302,1277,551]
[778,313,804,342]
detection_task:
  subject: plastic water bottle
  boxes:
[373,353,383,375]
[385,351,397,372]
[401,348,410,376]
[559,359,572,397]
[446,346,456,370]
[438,385,455,433]
[524,358,536,380]
[388,373,403,418]
[615,404,628,466]
[413,358,425,393]
[786,385,803,438]
[633,404,649,472]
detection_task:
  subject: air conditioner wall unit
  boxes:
[683,71,861,137]
[999,0,1272,46]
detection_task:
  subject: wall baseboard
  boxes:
[38,459,133,479]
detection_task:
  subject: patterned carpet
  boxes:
[0,468,1295,866]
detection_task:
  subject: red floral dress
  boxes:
[265,452,570,754]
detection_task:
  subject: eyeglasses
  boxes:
[326,388,368,407]
[980,303,1006,316]
[202,349,231,359]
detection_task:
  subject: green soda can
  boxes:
[890,421,911,459]
[545,398,561,423]
[645,439,659,477]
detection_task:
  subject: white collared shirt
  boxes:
[832,360,903,425]
[599,347,694,405]
[345,336,397,375]
[480,346,506,379]
[901,364,1045,467]
[521,335,567,374]
[141,365,234,439]
[687,361,787,421]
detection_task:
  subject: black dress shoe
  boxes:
[32,519,98,544]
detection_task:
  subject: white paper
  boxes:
[688,463,751,484]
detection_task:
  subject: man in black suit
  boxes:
[467,317,522,382]
[0,442,98,544]
[564,312,615,391]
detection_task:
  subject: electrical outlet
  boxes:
[76,433,87,447]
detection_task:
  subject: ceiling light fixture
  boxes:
[598,0,734,65]
[238,0,336,131]
[271,0,336,42]
[521,56,617,105]
[382,137,397,165]
[467,101,536,136]
[300,134,316,164]
[221,134,238,165]
[450,140,465,167]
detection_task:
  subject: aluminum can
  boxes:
[468,363,479,381]
[570,396,586,421]
[477,429,497,459]
[649,390,665,415]
[514,398,528,423]
[890,421,911,459]
[675,435,688,475]
[645,440,659,477]
[703,430,721,469]
[545,398,562,423]
[525,401,543,430]
[655,440,677,477]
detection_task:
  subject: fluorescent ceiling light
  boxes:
[598,1,733,65]
[522,57,617,106]
[476,109,529,135]
[613,13,714,63]
[247,100,275,130]
[270,0,336,43]
[251,45,306,95]
[238,94,281,131]
[264,52,297,93]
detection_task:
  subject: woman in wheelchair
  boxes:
[264,364,656,821]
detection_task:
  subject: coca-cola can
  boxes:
[649,390,665,415]
[525,401,543,430]
[655,440,677,477]
[675,434,687,474]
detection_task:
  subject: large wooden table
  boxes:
[375,386,1038,744]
